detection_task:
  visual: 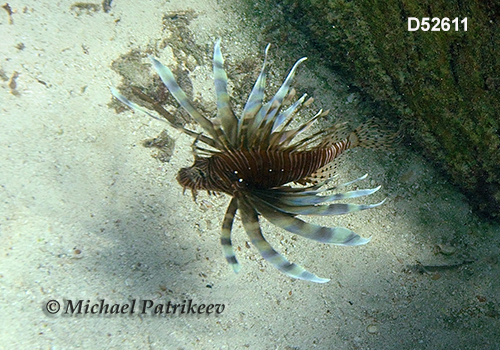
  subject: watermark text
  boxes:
[44,299,225,316]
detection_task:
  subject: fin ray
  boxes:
[149,56,224,146]
[221,197,241,273]
[249,195,371,246]
[213,39,238,144]
[238,195,329,283]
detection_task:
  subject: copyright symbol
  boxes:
[46,300,60,314]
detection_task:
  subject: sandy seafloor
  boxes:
[1,0,499,349]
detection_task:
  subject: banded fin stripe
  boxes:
[149,56,228,148]
[213,39,238,145]
[220,197,241,273]
[237,195,329,283]
[249,194,371,246]
[253,186,383,206]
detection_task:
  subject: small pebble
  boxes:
[431,273,441,280]
[476,295,487,303]
[436,244,456,255]
[367,324,378,334]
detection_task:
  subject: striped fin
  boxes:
[305,157,342,184]
[149,56,227,148]
[271,93,307,132]
[281,87,297,107]
[271,109,327,150]
[213,39,238,145]
[254,188,385,211]
[345,119,395,150]
[248,57,308,146]
[338,173,369,187]
[249,195,371,246]
[241,44,270,118]
[301,173,373,192]
[257,57,307,128]
[263,195,386,216]
[220,198,241,273]
[237,195,329,283]
[292,122,348,152]
[240,44,270,147]
[271,179,333,193]
[111,88,219,149]
[261,186,382,206]
[253,174,382,207]
[111,87,166,123]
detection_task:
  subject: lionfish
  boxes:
[112,40,388,283]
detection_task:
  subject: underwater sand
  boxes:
[1,0,499,348]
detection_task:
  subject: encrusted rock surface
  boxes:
[272,0,500,220]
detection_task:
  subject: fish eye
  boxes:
[195,167,207,179]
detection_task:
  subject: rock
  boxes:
[271,0,500,221]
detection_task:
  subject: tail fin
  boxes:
[348,119,396,150]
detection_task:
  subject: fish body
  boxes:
[112,40,389,283]
[179,138,353,193]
